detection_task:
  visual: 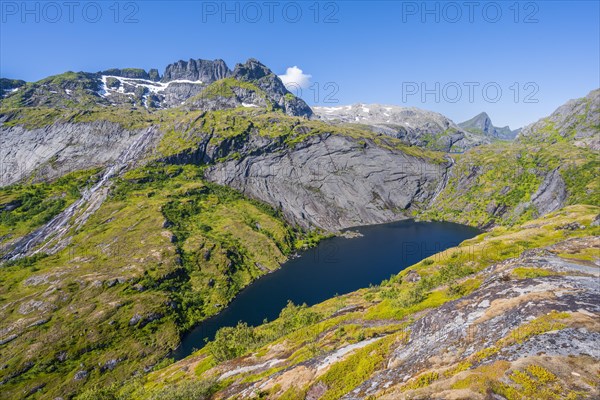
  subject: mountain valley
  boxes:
[0,58,598,399]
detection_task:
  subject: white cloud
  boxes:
[278,66,312,90]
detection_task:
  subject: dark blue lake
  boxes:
[173,219,480,360]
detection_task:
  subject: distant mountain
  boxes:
[458,112,519,140]
[314,103,489,152]
[517,88,600,150]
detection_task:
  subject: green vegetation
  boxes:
[131,205,599,400]
[1,72,102,110]
[194,77,264,100]
[0,168,101,243]
[0,106,160,130]
[1,84,598,399]
[512,267,555,279]
[154,108,447,164]
[421,141,600,227]
[207,301,321,362]
[316,334,398,400]
[401,371,440,391]
[0,163,317,399]
[494,364,583,400]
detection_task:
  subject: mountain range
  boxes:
[0,57,598,399]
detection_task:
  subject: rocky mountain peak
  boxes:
[161,58,231,83]
[472,111,492,126]
[459,111,517,140]
[227,58,311,117]
[232,58,272,81]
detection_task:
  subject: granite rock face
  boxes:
[0,119,158,186]
[204,133,445,231]
[161,59,231,83]
[530,168,568,215]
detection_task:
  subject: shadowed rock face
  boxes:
[205,133,445,231]
[232,59,273,82]
[530,168,568,215]
[0,78,26,98]
[161,59,231,83]
[99,68,160,81]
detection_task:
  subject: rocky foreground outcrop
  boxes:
[358,243,600,399]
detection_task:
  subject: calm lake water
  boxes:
[172,220,480,360]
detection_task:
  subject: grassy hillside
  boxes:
[419,141,599,228]
[0,163,318,399]
[124,205,599,400]
[1,89,598,399]
[0,169,101,249]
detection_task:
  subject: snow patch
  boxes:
[98,75,204,98]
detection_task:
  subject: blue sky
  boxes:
[1,0,598,128]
